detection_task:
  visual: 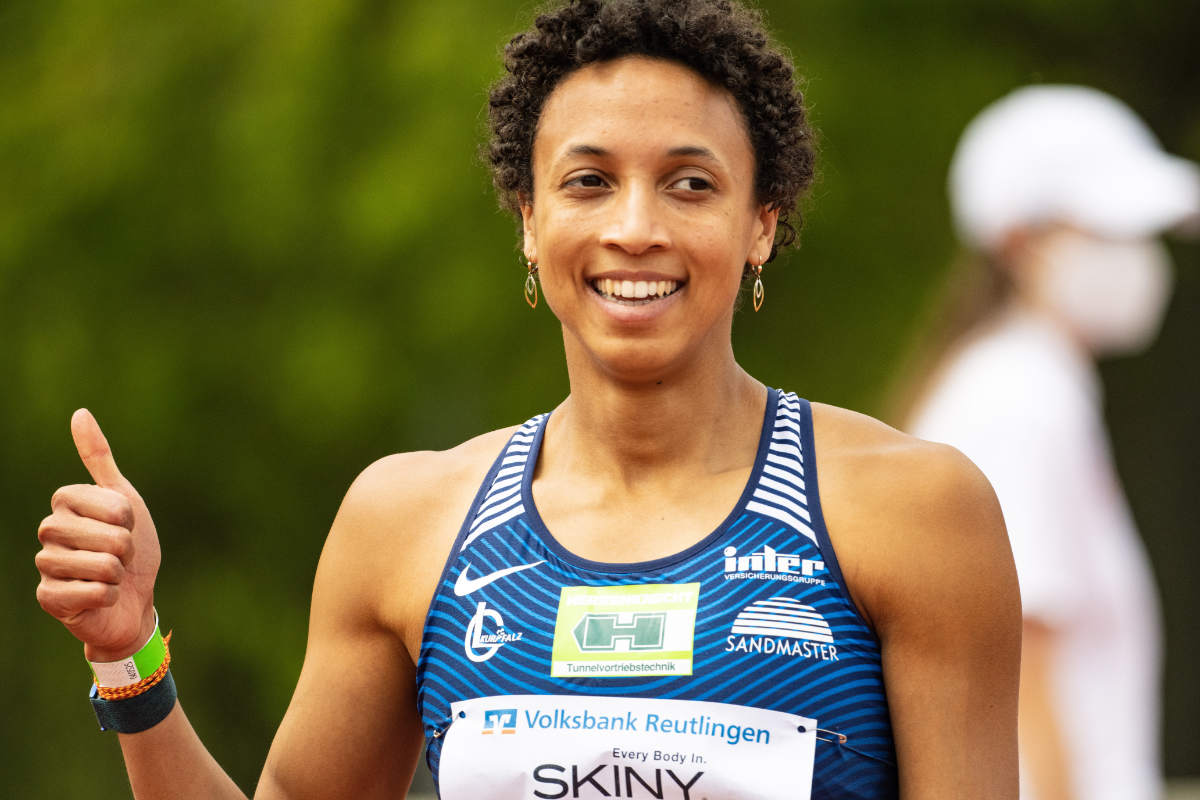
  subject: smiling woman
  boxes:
[34,1,1019,799]
[521,57,776,383]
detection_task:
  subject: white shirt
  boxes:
[909,310,1162,800]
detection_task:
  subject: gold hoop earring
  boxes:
[524,258,539,309]
[751,264,765,312]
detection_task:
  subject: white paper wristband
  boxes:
[88,612,164,689]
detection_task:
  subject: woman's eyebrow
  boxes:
[667,145,719,161]
[558,143,720,162]
[563,143,609,158]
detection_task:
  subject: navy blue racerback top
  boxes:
[416,390,898,799]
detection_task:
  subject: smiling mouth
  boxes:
[590,278,683,305]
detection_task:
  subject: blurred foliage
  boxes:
[1,0,1197,795]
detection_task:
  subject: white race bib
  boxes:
[438,694,816,799]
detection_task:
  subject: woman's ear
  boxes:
[749,204,780,266]
[520,194,537,263]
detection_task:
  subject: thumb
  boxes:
[71,408,131,491]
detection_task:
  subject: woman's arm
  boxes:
[36,412,458,799]
[36,410,248,798]
[255,453,442,799]
[815,406,1021,798]
[874,444,1020,797]
[119,484,424,799]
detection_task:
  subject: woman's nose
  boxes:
[598,184,670,255]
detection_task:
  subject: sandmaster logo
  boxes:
[725,596,839,662]
[722,544,825,585]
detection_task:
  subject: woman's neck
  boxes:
[543,354,767,491]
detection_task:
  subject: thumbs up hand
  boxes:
[36,410,161,662]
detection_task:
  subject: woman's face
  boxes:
[522,56,777,383]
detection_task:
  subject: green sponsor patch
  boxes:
[551,584,700,678]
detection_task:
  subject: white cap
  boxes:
[949,84,1200,251]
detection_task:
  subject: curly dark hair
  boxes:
[487,0,815,265]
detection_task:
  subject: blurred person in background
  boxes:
[908,85,1200,800]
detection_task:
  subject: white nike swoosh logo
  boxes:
[453,561,546,596]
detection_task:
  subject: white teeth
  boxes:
[592,278,681,302]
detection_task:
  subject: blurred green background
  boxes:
[2,0,1197,795]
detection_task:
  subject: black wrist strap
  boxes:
[89,670,178,733]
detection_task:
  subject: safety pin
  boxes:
[430,710,468,740]
[797,723,848,744]
[817,728,849,745]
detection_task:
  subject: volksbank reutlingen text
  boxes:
[517,708,770,747]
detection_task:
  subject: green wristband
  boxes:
[87,612,166,688]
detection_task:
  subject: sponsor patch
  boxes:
[722,544,826,585]
[438,694,817,800]
[464,601,524,663]
[453,560,545,596]
[551,584,700,677]
[724,596,839,662]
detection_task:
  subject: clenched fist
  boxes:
[36,409,160,663]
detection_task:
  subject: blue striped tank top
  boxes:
[416,390,898,799]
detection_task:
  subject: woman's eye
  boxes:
[670,176,713,192]
[566,174,607,189]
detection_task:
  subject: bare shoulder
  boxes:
[317,425,520,653]
[811,402,1015,630]
[811,404,1020,793]
[336,426,518,533]
[813,402,999,509]
[812,402,1001,523]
